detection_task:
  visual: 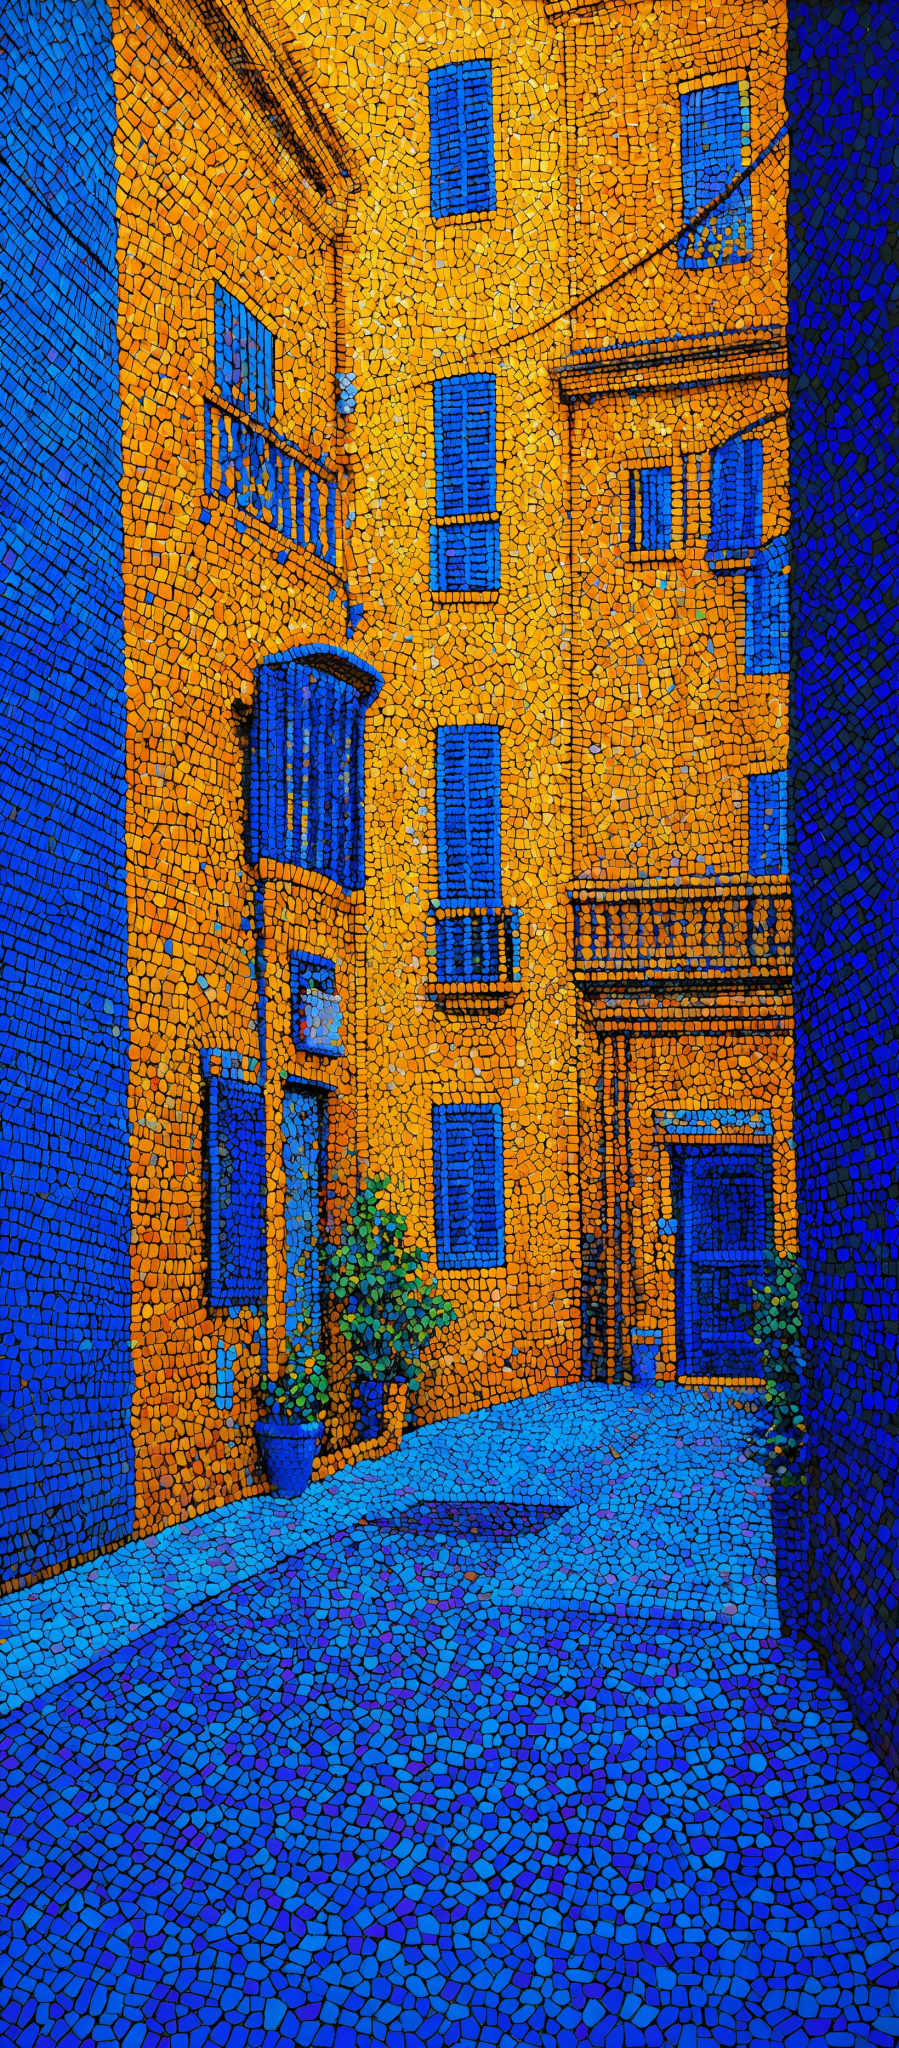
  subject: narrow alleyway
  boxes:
[1,1389,897,2048]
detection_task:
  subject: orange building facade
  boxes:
[103,0,791,1545]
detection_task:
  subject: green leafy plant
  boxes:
[261,1341,330,1426]
[325,1174,456,1389]
[750,1252,806,1483]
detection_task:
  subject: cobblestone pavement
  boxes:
[1,1388,897,2048]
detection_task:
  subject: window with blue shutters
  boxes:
[748,770,789,875]
[629,467,672,552]
[432,1103,505,1267]
[431,374,499,592]
[678,81,753,269]
[247,656,366,889]
[214,283,276,425]
[205,1074,267,1309]
[709,437,763,558]
[434,727,502,980]
[745,535,790,673]
[429,60,495,218]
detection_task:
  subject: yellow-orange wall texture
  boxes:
[111,0,363,1533]
[283,0,584,1420]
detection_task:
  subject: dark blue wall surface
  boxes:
[0,2,133,1580]
[787,1,898,1771]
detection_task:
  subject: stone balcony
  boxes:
[571,875,793,991]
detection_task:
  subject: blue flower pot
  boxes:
[255,1417,323,1498]
[351,1376,385,1443]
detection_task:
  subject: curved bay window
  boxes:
[246,649,382,890]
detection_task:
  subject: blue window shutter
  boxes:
[678,82,753,269]
[214,283,276,424]
[431,521,499,592]
[432,1103,504,1266]
[709,438,763,553]
[248,661,366,888]
[436,726,501,905]
[207,1077,267,1308]
[748,771,789,875]
[429,61,495,218]
[640,467,672,549]
[745,535,790,674]
[434,375,496,516]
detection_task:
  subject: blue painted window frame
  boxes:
[709,437,763,556]
[205,1073,267,1310]
[214,283,276,425]
[748,770,789,875]
[629,466,672,552]
[428,60,495,218]
[432,1102,505,1267]
[678,81,753,269]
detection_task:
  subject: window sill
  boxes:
[430,589,500,603]
[426,978,521,1013]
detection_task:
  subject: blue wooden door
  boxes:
[282,1088,324,1351]
[676,1145,771,1377]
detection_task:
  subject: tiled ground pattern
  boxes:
[2,1392,898,2047]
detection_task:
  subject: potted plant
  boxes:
[751,1252,808,1634]
[255,1342,329,1498]
[325,1175,456,1441]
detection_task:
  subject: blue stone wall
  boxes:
[787,1,898,1771]
[0,2,133,1581]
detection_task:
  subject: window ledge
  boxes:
[430,589,500,603]
[426,978,521,1013]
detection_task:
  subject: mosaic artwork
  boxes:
[1,0,896,2044]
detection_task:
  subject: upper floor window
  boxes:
[431,374,500,592]
[745,536,790,674]
[709,436,763,557]
[432,1102,505,1267]
[436,725,501,905]
[748,770,789,875]
[214,283,276,425]
[629,466,672,553]
[678,81,753,269]
[429,60,495,218]
[246,654,367,890]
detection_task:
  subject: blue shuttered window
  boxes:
[247,658,365,889]
[436,726,501,903]
[432,1103,505,1267]
[206,1076,267,1309]
[432,374,499,592]
[629,467,672,551]
[748,770,789,875]
[435,726,501,981]
[745,535,790,673]
[214,283,276,425]
[678,82,753,269]
[709,437,763,555]
[429,61,495,217]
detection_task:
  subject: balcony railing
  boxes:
[203,399,338,565]
[428,905,521,986]
[571,877,792,984]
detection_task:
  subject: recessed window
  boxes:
[432,1102,505,1267]
[629,466,672,552]
[678,81,753,269]
[428,60,495,218]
